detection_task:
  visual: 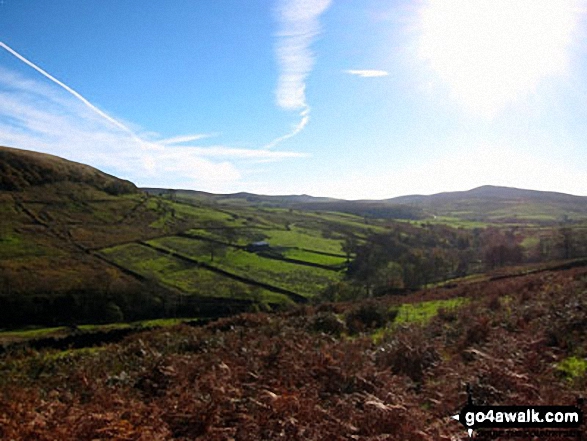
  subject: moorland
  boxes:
[1,145,587,439]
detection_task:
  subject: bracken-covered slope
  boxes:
[1,265,586,439]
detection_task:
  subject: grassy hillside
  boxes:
[0,146,136,194]
[2,147,587,330]
[389,185,587,224]
[147,185,587,225]
[0,147,380,327]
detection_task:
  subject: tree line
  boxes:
[319,223,587,302]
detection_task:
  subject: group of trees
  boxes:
[320,223,587,302]
[533,227,587,262]
[343,227,466,297]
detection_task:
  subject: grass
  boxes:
[147,236,344,297]
[213,249,343,297]
[0,317,206,346]
[0,326,67,343]
[394,297,469,325]
[151,235,347,267]
[101,243,189,275]
[100,243,291,304]
[150,236,232,257]
[264,226,345,255]
[557,356,587,383]
[417,216,491,229]
[370,297,469,343]
[282,248,348,266]
[0,227,53,260]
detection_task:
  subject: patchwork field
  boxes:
[99,243,289,304]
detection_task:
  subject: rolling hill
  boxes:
[0,146,136,194]
[0,147,370,327]
[142,188,426,220]
[2,146,587,329]
[386,185,587,224]
[146,184,587,225]
[2,146,587,440]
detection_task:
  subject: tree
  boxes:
[201,240,226,262]
[480,227,523,269]
[558,227,574,259]
[374,262,404,293]
[342,235,358,264]
[219,228,239,246]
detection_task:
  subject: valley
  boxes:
[1,146,587,439]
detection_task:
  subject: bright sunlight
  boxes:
[417,0,582,117]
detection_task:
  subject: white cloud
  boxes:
[345,69,389,78]
[159,133,217,145]
[1,42,143,143]
[0,65,306,192]
[266,0,331,149]
[263,106,310,149]
[274,0,332,110]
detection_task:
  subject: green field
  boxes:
[394,297,469,325]
[281,248,348,266]
[146,236,343,297]
[151,234,347,267]
[264,226,345,255]
[212,248,343,297]
[99,243,289,304]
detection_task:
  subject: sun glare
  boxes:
[417,0,582,117]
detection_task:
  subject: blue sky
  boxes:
[1,0,587,199]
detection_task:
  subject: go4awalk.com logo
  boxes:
[451,388,583,437]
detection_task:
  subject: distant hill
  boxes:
[144,188,426,220]
[144,185,587,224]
[142,188,340,205]
[386,185,587,224]
[388,185,586,204]
[0,146,137,195]
[2,146,587,330]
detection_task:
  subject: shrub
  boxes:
[376,328,439,383]
[311,312,346,336]
[345,301,396,335]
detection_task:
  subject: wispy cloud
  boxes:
[0,50,306,192]
[0,41,143,144]
[159,133,218,145]
[267,0,331,148]
[264,106,310,149]
[345,69,389,78]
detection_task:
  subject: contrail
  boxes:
[268,0,332,149]
[264,106,310,149]
[0,41,145,146]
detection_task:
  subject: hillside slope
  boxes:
[0,146,137,194]
[2,265,586,439]
[146,184,587,224]
[2,147,586,329]
[387,185,587,223]
[0,147,362,327]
